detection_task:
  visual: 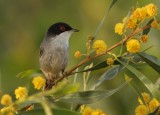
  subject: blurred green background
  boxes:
[0,0,160,114]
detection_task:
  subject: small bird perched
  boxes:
[39,22,79,89]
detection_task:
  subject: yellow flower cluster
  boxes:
[151,20,159,28]
[106,58,114,66]
[146,3,158,17]
[32,76,46,90]
[15,87,28,100]
[0,106,15,115]
[138,92,150,104]
[135,92,160,115]
[0,76,47,114]
[74,51,81,58]
[126,39,140,53]
[140,35,148,43]
[1,94,12,106]
[93,40,107,55]
[115,23,124,35]
[135,105,148,115]
[0,87,28,114]
[115,3,158,34]
[82,106,106,115]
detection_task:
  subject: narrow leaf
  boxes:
[17,69,43,78]
[52,82,80,99]
[93,65,123,89]
[125,74,146,105]
[142,19,154,35]
[138,52,160,74]
[14,81,79,111]
[59,79,130,104]
[108,0,118,12]
[154,78,160,90]
[75,60,120,73]
[94,0,118,38]
[118,59,160,100]
[99,65,123,80]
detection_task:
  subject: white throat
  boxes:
[52,31,73,48]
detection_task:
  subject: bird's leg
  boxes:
[61,69,68,79]
[44,74,58,90]
[45,79,53,90]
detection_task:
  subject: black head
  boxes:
[46,22,79,36]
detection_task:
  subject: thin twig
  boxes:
[55,23,152,84]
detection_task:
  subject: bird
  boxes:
[39,22,79,89]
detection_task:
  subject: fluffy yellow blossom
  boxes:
[106,58,114,66]
[92,109,106,115]
[138,98,143,105]
[138,92,150,104]
[142,92,150,103]
[121,3,158,30]
[74,51,81,58]
[149,98,159,112]
[0,107,14,115]
[126,39,140,53]
[123,16,137,29]
[132,7,147,21]
[15,87,28,100]
[145,3,158,17]
[140,35,148,43]
[151,20,159,28]
[32,76,46,90]
[135,105,148,115]
[1,94,12,106]
[127,16,137,29]
[82,106,106,115]
[82,106,93,115]
[93,40,107,55]
[114,23,124,35]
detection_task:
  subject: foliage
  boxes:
[0,1,160,115]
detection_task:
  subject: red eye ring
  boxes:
[60,26,65,31]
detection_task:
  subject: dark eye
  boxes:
[60,25,65,31]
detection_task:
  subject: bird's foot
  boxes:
[44,79,57,90]
[62,71,68,79]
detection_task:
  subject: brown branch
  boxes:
[56,24,152,83]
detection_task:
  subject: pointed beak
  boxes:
[72,29,79,32]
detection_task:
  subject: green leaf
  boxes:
[125,74,146,105]
[118,59,160,100]
[17,69,43,78]
[14,81,79,111]
[84,61,108,71]
[52,81,80,99]
[108,0,118,12]
[154,78,160,90]
[94,0,118,38]
[138,52,160,74]
[99,65,123,80]
[75,60,120,73]
[19,108,81,115]
[93,65,123,89]
[142,19,154,35]
[59,79,130,104]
